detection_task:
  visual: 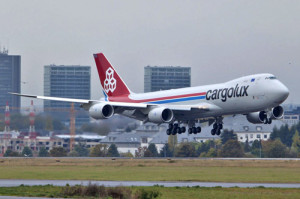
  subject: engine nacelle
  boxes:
[148,107,174,123]
[270,106,284,119]
[89,103,114,119]
[246,111,266,124]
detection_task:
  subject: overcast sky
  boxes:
[0,0,299,107]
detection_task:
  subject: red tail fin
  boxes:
[94,53,131,97]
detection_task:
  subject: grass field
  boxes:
[0,185,300,199]
[0,158,299,183]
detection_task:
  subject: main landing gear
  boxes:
[211,117,223,136]
[188,126,201,134]
[166,123,186,135]
[166,123,202,135]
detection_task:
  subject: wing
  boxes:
[10,92,221,122]
[9,92,148,109]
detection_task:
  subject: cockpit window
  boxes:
[265,76,277,80]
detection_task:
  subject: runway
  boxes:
[0,179,299,188]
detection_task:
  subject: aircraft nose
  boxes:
[277,82,289,102]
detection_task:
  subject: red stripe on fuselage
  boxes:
[107,92,207,103]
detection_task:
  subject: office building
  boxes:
[0,49,21,111]
[44,65,91,127]
[144,66,191,92]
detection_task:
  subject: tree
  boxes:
[271,124,294,147]
[175,143,196,157]
[22,146,33,157]
[10,113,30,130]
[292,130,300,153]
[244,138,251,153]
[220,130,237,144]
[144,144,158,157]
[69,145,90,157]
[220,140,244,157]
[159,144,173,157]
[52,118,65,130]
[168,134,177,156]
[45,116,53,131]
[89,144,107,157]
[120,152,134,157]
[38,147,49,157]
[251,140,262,157]
[107,144,120,157]
[50,147,67,157]
[206,148,217,157]
[262,139,287,158]
[4,149,19,157]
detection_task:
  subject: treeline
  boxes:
[3,143,123,158]
[147,124,300,158]
[4,122,300,158]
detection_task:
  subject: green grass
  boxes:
[0,165,299,183]
[0,185,300,199]
[0,158,299,183]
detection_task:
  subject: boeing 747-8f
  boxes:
[11,53,289,136]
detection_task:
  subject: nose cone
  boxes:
[276,82,289,103]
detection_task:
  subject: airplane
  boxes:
[11,53,289,136]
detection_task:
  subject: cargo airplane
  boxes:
[11,53,289,136]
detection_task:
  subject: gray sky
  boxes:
[0,0,299,107]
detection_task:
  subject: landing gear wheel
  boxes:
[168,123,173,129]
[192,127,197,134]
[216,129,221,136]
[218,124,223,129]
[166,129,171,135]
[213,123,218,129]
[197,127,201,133]
[181,127,186,133]
[263,118,268,124]
[172,128,177,135]
[211,129,216,135]
[188,128,192,134]
[176,127,182,134]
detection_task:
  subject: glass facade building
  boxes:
[144,66,191,92]
[0,50,21,111]
[44,65,91,127]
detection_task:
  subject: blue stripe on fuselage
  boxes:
[103,91,108,101]
[149,95,206,104]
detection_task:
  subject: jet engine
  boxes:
[246,111,266,124]
[247,106,284,124]
[89,103,114,119]
[270,106,284,119]
[148,107,174,123]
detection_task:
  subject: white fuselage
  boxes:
[115,73,289,121]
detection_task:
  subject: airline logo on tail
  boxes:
[104,68,116,93]
[94,53,131,97]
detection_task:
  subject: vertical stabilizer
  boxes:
[94,53,131,97]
